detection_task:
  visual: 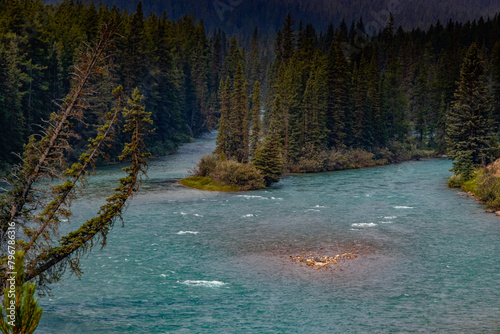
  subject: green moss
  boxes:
[179,176,239,192]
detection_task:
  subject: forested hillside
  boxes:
[262,14,500,167]
[2,0,500,176]
[64,0,500,34]
[208,13,500,187]
[0,0,221,168]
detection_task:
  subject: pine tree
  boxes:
[351,61,368,147]
[447,43,495,179]
[223,36,243,80]
[189,20,210,136]
[302,53,327,152]
[435,93,448,154]
[122,1,147,91]
[413,61,431,147]
[0,40,24,165]
[325,37,348,148]
[249,81,262,157]
[0,25,152,292]
[492,41,500,128]
[0,251,43,334]
[210,31,223,92]
[253,131,283,186]
[215,78,231,158]
[281,13,295,64]
[247,27,261,87]
[228,62,249,163]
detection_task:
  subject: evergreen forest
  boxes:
[1,0,500,331]
[1,1,500,178]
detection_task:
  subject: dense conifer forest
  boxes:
[0,0,218,169]
[1,0,500,178]
[64,0,500,35]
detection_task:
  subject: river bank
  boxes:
[449,159,500,213]
[179,147,441,192]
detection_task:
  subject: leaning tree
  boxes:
[0,23,153,294]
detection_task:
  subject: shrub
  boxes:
[293,154,327,173]
[374,147,394,162]
[324,149,376,170]
[344,149,375,168]
[193,154,219,177]
[186,155,265,191]
[212,160,265,190]
[472,170,500,209]
[447,174,464,188]
[325,149,348,170]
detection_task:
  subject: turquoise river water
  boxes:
[37,134,500,333]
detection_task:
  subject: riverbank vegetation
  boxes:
[448,161,500,211]
[182,154,264,191]
[445,42,500,210]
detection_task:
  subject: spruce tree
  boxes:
[0,252,43,334]
[253,131,283,186]
[326,38,348,148]
[281,14,295,64]
[447,43,495,179]
[249,81,262,157]
[247,27,261,87]
[228,62,249,163]
[413,61,431,148]
[492,42,500,128]
[215,78,231,158]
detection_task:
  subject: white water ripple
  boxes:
[177,231,199,235]
[179,280,227,288]
[351,223,377,227]
[236,195,283,200]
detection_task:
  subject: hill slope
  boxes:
[90,0,500,34]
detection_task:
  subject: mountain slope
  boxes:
[89,0,500,34]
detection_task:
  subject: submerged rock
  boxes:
[290,251,358,269]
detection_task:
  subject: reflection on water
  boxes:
[37,134,500,333]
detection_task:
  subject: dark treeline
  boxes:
[267,14,500,169]
[68,0,500,36]
[2,0,500,177]
[213,13,500,179]
[0,0,232,168]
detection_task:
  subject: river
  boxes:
[37,133,500,333]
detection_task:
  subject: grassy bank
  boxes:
[284,146,435,174]
[448,165,500,210]
[179,156,266,191]
[179,145,438,192]
[179,176,239,192]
